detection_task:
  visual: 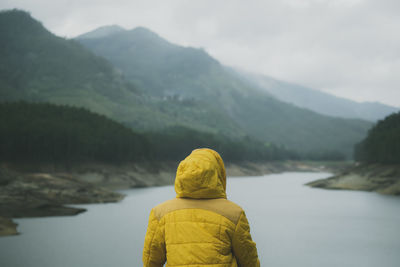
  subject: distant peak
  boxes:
[125,26,173,46]
[100,25,126,32]
[130,26,160,37]
[131,26,153,32]
[77,25,126,39]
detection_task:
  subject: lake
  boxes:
[1,172,400,267]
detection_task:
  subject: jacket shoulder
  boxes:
[152,198,244,224]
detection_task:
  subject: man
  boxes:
[143,148,260,266]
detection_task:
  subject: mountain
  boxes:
[0,10,241,136]
[76,25,372,158]
[0,10,372,158]
[77,26,221,98]
[0,9,140,117]
[234,71,398,121]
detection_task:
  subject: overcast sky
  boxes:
[2,0,400,107]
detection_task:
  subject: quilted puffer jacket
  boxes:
[143,148,260,267]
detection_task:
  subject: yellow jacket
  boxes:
[143,148,260,267]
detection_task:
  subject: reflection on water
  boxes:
[1,172,400,267]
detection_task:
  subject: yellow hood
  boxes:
[175,148,227,199]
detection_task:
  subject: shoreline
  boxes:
[0,160,348,237]
[306,163,400,196]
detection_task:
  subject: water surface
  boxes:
[1,172,400,267]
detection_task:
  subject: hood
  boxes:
[175,148,226,199]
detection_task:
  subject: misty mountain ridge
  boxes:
[234,69,398,122]
[79,25,397,122]
[77,23,372,157]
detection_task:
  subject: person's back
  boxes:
[143,148,260,267]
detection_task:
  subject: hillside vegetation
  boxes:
[0,102,150,163]
[355,112,400,164]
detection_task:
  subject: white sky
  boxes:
[1,0,400,107]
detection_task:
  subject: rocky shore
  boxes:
[0,166,124,236]
[0,160,346,236]
[306,163,400,195]
[0,217,18,236]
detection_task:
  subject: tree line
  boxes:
[0,102,302,164]
[0,102,348,165]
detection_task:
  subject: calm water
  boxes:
[1,172,400,267]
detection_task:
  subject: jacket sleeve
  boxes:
[232,211,260,267]
[143,209,166,267]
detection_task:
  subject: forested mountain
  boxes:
[77,26,222,98]
[77,25,372,158]
[0,9,143,120]
[354,112,400,164]
[234,71,398,122]
[0,10,135,110]
[0,10,373,159]
[0,10,242,136]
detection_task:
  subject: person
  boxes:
[143,148,260,267]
